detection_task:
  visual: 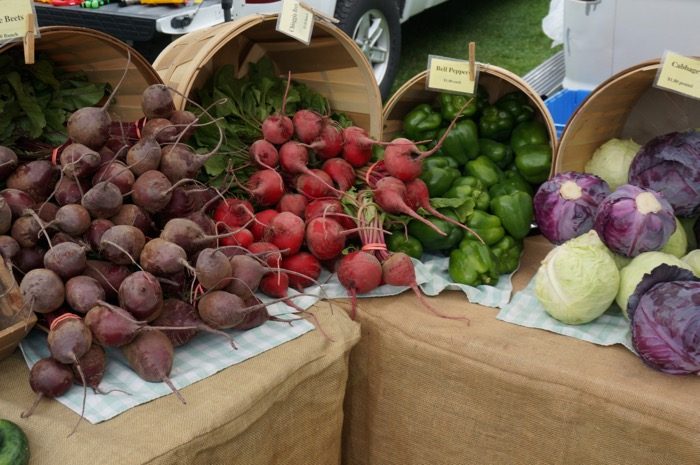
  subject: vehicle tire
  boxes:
[334,0,401,100]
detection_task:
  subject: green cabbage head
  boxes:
[535,230,620,324]
[616,251,695,318]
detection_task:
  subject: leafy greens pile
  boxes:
[0,50,109,157]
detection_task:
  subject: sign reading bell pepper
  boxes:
[427,55,478,96]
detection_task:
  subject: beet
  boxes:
[197,290,246,329]
[51,204,92,236]
[6,160,57,202]
[55,177,89,206]
[21,357,73,419]
[153,298,235,348]
[126,136,162,176]
[99,225,146,266]
[11,214,42,248]
[14,247,46,274]
[72,344,109,393]
[44,242,87,280]
[195,248,232,290]
[60,143,101,178]
[141,84,176,119]
[0,146,19,180]
[92,160,135,195]
[84,259,130,300]
[85,219,114,252]
[132,170,174,214]
[139,238,192,276]
[118,271,163,322]
[0,235,20,262]
[0,188,35,219]
[20,268,65,314]
[65,275,105,314]
[110,204,154,236]
[82,181,123,219]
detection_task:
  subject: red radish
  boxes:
[213,198,255,229]
[305,217,348,260]
[293,109,323,144]
[152,298,235,348]
[307,122,344,160]
[250,209,279,241]
[337,251,383,319]
[281,252,321,291]
[322,158,356,191]
[279,141,343,196]
[405,178,483,241]
[277,193,307,218]
[374,177,446,236]
[382,252,469,321]
[259,271,291,298]
[305,198,356,230]
[249,139,279,168]
[264,211,305,256]
[261,72,294,144]
[248,242,282,267]
[21,357,73,419]
[20,268,65,314]
[296,169,335,199]
[244,169,285,207]
[342,126,376,167]
[121,329,186,404]
[218,227,254,250]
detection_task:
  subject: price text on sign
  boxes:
[426,55,476,95]
[276,0,314,45]
[0,0,34,42]
[655,52,700,100]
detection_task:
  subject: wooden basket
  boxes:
[153,15,383,138]
[555,58,700,174]
[0,258,34,361]
[382,66,557,175]
[0,26,163,122]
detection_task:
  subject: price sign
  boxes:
[0,0,37,43]
[426,55,477,95]
[654,51,700,100]
[276,0,314,45]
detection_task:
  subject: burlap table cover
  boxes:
[0,305,359,465]
[343,236,700,465]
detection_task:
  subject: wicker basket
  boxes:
[382,66,557,176]
[555,58,700,174]
[0,26,163,122]
[153,15,383,139]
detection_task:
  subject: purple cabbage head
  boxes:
[593,184,676,257]
[628,130,700,217]
[534,172,611,244]
[627,264,700,375]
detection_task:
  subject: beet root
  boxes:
[43,242,87,280]
[21,357,73,419]
[65,275,106,314]
[118,271,164,322]
[20,268,65,314]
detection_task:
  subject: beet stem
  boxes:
[162,376,186,405]
[101,50,131,111]
[100,240,143,271]
[68,358,87,437]
[20,392,44,418]
[410,284,470,323]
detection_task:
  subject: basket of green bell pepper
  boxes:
[478,105,514,142]
[420,156,461,197]
[403,103,442,141]
[434,119,479,164]
[495,91,535,124]
[489,191,534,240]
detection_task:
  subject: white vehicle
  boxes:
[34,0,449,98]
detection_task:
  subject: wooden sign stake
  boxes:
[23,13,35,65]
[468,41,476,81]
[299,1,339,23]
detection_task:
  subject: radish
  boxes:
[293,109,324,144]
[218,227,254,250]
[261,72,294,144]
[248,242,282,267]
[305,198,356,230]
[213,198,255,229]
[322,158,356,191]
[374,177,446,236]
[259,271,291,298]
[305,217,349,260]
[405,178,484,242]
[279,141,343,196]
[296,169,335,199]
[264,212,305,256]
[281,252,321,291]
[67,52,130,150]
[382,252,469,321]
[250,208,279,241]
[307,121,344,160]
[277,193,307,219]
[244,169,285,207]
[342,126,376,167]
[249,139,279,168]
[337,251,383,319]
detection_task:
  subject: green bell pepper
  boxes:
[510,120,549,149]
[465,155,504,188]
[514,143,552,184]
[464,210,505,245]
[387,234,424,260]
[403,103,442,141]
[489,191,534,240]
[420,156,461,197]
[448,238,500,286]
[495,92,535,124]
[478,105,514,142]
[407,209,464,252]
[488,170,534,197]
[434,119,479,164]
[438,92,478,121]
[490,235,523,275]
[478,138,513,169]
[444,176,490,211]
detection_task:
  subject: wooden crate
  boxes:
[0,257,34,361]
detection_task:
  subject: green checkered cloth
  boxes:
[496,277,634,351]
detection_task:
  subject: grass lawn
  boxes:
[391,0,560,97]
